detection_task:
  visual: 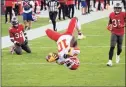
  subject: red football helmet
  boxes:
[64,57,80,70]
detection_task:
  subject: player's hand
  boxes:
[68,47,74,56]
[14,41,21,46]
[118,24,125,28]
[46,53,59,62]
[52,53,59,59]
[24,40,28,45]
[107,24,112,31]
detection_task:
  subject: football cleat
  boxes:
[116,54,120,63]
[107,60,112,66]
[78,34,86,40]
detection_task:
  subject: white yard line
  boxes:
[3,44,126,51]
[2,9,113,49]
[2,62,125,66]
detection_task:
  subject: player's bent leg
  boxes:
[14,45,22,55]
[45,29,61,41]
[21,44,31,53]
[107,34,117,66]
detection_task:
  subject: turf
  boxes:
[2,18,125,86]
[1,15,49,36]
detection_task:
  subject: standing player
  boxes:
[22,0,34,30]
[106,3,126,66]
[9,17,31,55]
[46,0,60,31]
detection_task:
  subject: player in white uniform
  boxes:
[45,17,83,69]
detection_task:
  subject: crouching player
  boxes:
[9,17,31,55]
[45,17,82,70]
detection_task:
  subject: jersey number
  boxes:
[112,19,121,27]
[15,31,23,38]
[58,39,68,52]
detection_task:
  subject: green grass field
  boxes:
[2,18,125,86]
[1,15,49,36]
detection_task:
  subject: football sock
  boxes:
[109,47,115,60]
[117,48,122,55]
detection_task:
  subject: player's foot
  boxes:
[25,26,28,31]
[49,20,51,23]
[10,46,15,54]
[107,60,112,66]
[28,27,31,30]
[116,54,120,63]
[78,33,86,40]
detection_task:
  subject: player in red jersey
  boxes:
[106,2,126,66]
[9,17,31,55]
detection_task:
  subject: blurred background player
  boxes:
[106,2,126,66]
[4,0,14,23]
[58,0,66,20]
[22,0,34,30]
[46,0,60,31]
[9,17,31,55]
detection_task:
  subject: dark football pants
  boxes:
[110,33,123,48]
[14,44,31,55]
[58,3,66,20]
[13,4,19,16]
[5,6,12,23]
[109,33,124,60]
[49,11,58,31]
[68,4,75,18]
[86,0,90,13]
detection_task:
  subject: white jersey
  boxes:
[56,35,72,62]
[56,35,80,64]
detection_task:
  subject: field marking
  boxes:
[27,46,126,48]
[2,62,125,66]
[2,46,125,51]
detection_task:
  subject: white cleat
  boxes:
[107,60,112,66]
[78,34,86,40]
[116,54,120,63]
[49,20,51,23]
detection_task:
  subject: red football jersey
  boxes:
[109,12,126,35]
[9,24,26,44]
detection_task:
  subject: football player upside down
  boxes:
[45,17,84,70]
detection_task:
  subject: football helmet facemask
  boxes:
[11,17,19,28]
[64,57,80,70]
[114,3,122,14]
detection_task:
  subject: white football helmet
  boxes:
[64,57,80,70]
[113,3,122,14]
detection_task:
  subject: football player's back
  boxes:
[56,35,72,58]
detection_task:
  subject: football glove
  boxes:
[107,24,112,31]
[14,41,21,46]
[68,47,80,56]
[46,52,59,62]
[24,39,28,45]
